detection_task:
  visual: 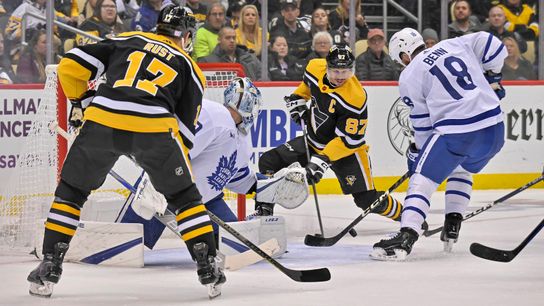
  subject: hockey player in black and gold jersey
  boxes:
[27,5,225,298]
[256,44,404,223]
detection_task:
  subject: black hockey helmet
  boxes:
[156,5,196,39]
[326,44,355,69]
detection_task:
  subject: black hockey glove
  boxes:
[305,155,330,185]
[284,94,308,125]
[69,90,95,128]
[484,71,505,100]
[406,143,419,176]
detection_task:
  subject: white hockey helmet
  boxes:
[388,28,425,66]
[224,77,262,135]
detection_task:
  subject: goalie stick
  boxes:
[207,210,331,282]
[423,170,544,237]
[470,218,544,262]
[304,172,410,247]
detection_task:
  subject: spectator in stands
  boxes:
[199,26,261,80]
[310,7,343,45]
[355,28,398,81]
[267,35,301,81]
[0,32,15,84]
[235,4,267,58]
[499,0,539,41]
[131,0,162,32]
[186,0,208,26]
[299,0,322,17]
[226,0,244,29]
[0,1,6,16]
[76,0,128,46]
[54,0,79,24]
[269,0,311,59]
[16,30,59,83]
[5,0,69,60]
[194,2,225,60]
[422,28,439,48]
[448,0,481,38]
[328,0,368,40]
[296,30,332,75]
[79,0,98,23]
[480,5,527,53]
[502,36,536,80]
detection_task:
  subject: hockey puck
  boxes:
[348,228,358,237]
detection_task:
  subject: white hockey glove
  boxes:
[256,162,309,209]
[131,173,168,220]
[305,155,330,185]
[284,94,308,125]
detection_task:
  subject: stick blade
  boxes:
[283,267,331,282]
[470,243,514,263]
[304,234,337,247]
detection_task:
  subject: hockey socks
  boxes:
[42,200,81,254]
[175,203,217,258]
[375,195,403,221]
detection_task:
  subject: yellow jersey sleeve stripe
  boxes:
[58,57,92,100]
[51,202,81,217]
[45,221,77,236]
[176,205,207,222]
[181,225,213,241]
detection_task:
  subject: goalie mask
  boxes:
[156,5,197,53]
[224,77,262,135]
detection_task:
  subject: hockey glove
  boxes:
[284,94,308,125]
[484,71,505,100]
[406,143,419,176]
[69,90,95,127]
[305,155,330,185]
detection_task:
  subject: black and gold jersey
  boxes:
[293,58,368,162]
[58,31,206,149]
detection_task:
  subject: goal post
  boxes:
[0,63,248,254]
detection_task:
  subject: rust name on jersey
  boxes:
[143,42,176,61]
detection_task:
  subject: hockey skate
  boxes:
[441,213,463,252]
[27,242,69,298]
[193,242,226,299]
[370,227,419,261]
[246,202,274,220]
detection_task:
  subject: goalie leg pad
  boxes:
[119,204,165,249]
[205,196,238,233]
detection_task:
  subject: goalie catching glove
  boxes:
[284,94,308,125]
[69,90,95,127]
[256,162,309,209]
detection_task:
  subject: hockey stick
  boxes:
[304,172,410,247]
[300,119,325,237]
[470,218,544,262]
[207,210,331,282]
[423,170,544,237]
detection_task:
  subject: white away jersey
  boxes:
[189,99,255,203]
[399,32,507,147]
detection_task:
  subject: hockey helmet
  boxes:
[156,5,196,50]
[326,44,355,69]
[388,27,425,66]
[224,77,262,135]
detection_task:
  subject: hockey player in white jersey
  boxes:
[120,77,308,249]
[371,29,507,260]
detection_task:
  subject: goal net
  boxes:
[0,63,247,254]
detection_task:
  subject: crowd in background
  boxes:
[0,0,540,84]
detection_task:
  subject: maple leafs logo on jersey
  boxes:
[207,151,239,191]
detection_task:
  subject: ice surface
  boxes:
[1,189,543,306]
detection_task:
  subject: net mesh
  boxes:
[0,63,246,254]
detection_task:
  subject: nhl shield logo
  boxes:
[175,167,184,176]
[345,175,356,186]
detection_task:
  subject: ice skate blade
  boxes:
[29,281,54,298]
[369,248,408,261]
[207,283,222,299]
[443,239,455,253]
